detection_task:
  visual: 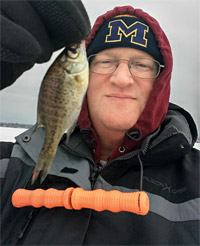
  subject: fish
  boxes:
[31,41,89,184]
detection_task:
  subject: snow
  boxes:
[0,127,28,142]
[0,127,200,150]
[195,142,200,150]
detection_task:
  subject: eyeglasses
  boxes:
[88,54,165,79]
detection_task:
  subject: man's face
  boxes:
[87,47,156,134]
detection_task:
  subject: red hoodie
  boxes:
[78,6,173,164]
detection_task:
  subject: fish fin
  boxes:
[33,121,44,134]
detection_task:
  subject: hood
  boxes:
[78,6,173,163]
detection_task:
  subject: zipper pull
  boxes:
[17,210,36,239]
[89,166,100,188]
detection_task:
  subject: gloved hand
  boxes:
[0,0,91,90]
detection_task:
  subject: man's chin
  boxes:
[102,119,137,133]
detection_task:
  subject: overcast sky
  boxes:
[1,0,199,134]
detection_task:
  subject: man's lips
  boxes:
[106,94,136,100]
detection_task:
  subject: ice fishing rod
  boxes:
[12,188,150,215]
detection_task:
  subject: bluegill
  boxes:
[32,41,89,184]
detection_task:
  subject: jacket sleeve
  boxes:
[0,142,15,188]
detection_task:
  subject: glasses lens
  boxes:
[88,54,116,74]
[88,55,162,78]
[129,58,160,79]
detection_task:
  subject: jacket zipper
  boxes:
[15,209,39,245]
[62,130,179,190]
[62,142,143,189]
[61,143,99,189]
[90,166,100,189]
[149,131,178,150]
[97,128,160,171]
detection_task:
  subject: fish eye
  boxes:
[67,45,79,59]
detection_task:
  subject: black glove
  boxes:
[0,0,91,90]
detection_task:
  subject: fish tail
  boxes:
[31,168,40,185]
[40,167,50,184]
[31,152,54,185]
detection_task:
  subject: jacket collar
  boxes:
[78,105,196,166]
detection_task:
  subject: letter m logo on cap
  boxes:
[105,19,149,47]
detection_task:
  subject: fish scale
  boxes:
[32,41,89,184]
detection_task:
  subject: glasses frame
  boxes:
[88,54,165,79]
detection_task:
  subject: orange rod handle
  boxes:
[12,188,149,215]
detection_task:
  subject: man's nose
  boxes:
[109,62,134,88]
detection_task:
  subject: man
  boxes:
[1,2,199,245]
